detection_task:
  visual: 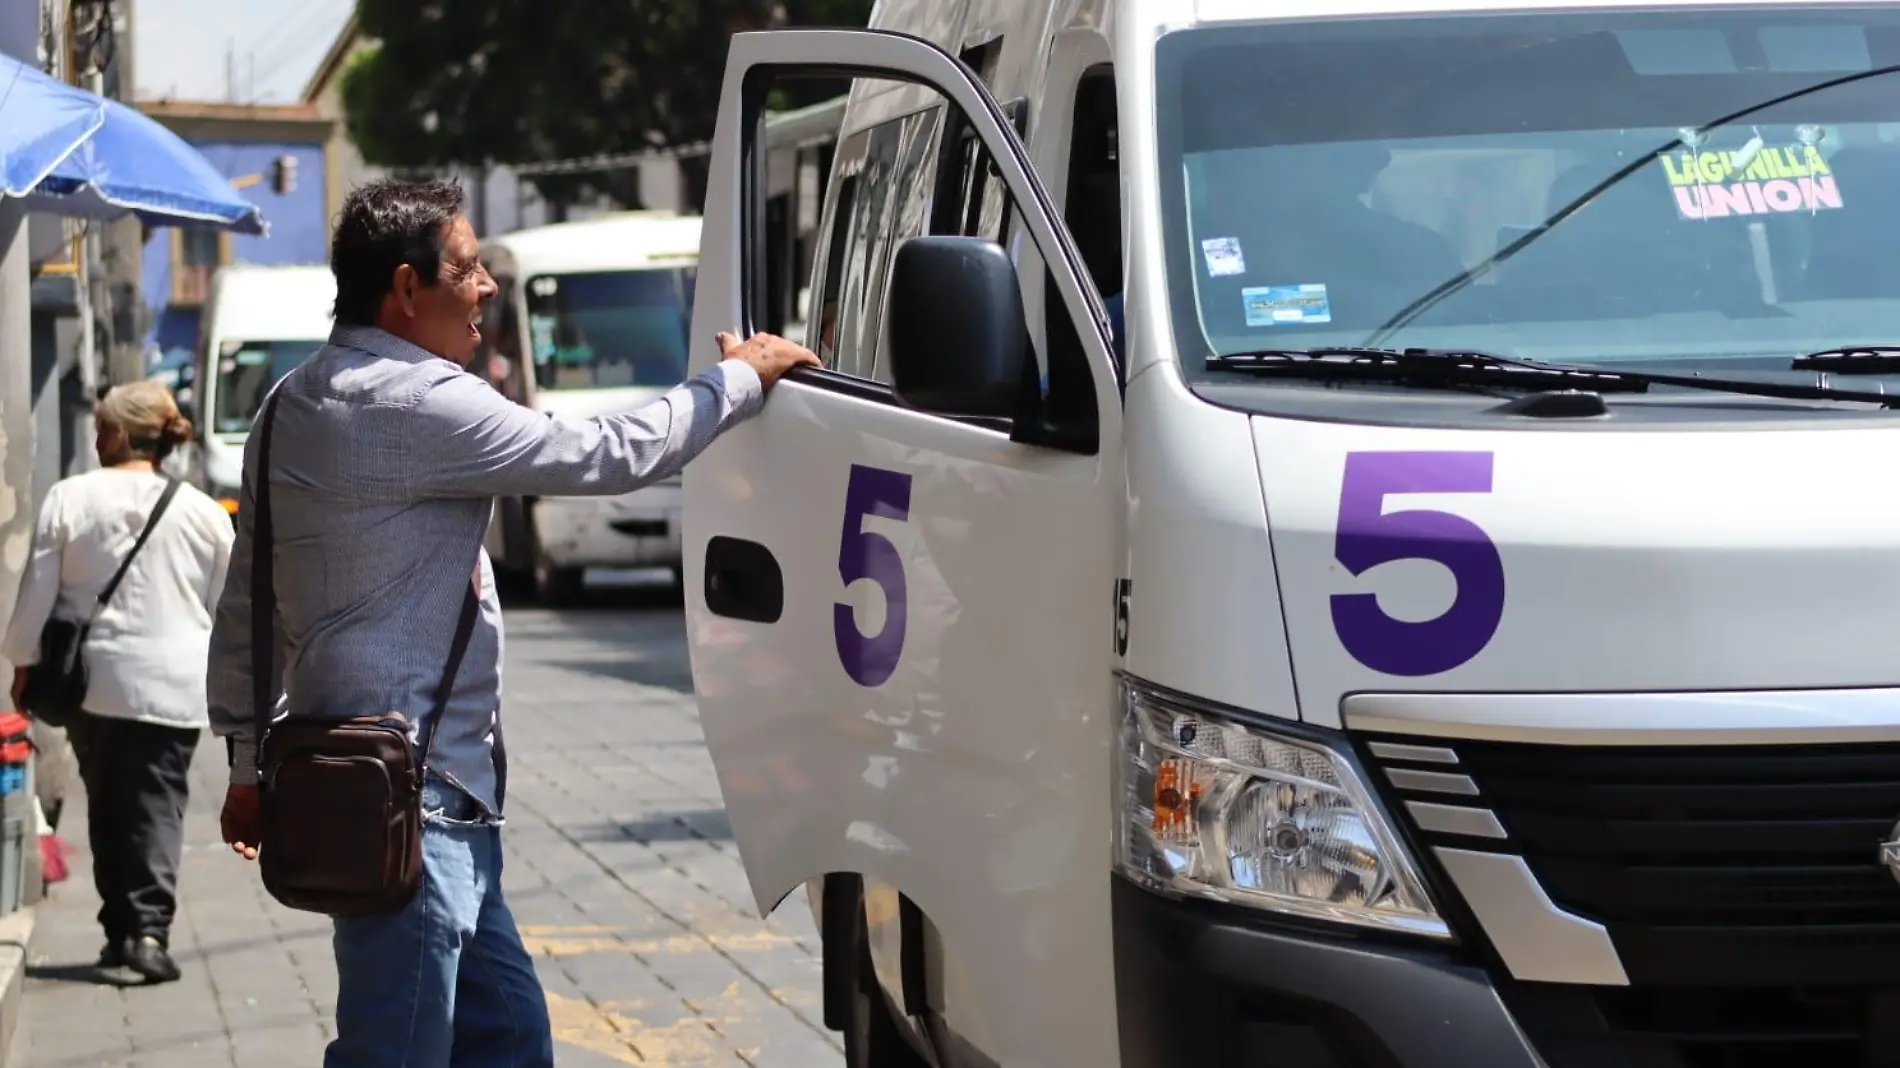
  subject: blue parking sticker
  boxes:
[1243,284,1332,327]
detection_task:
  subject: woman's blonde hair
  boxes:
[98,380,193,460]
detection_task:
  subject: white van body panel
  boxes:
[194,264,337,501]
[481,213,702,578]
[1254,409,1900,722]
[686,26,1125,1068]
[1120,368,1301,721]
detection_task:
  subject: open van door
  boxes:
[684,28,1125,1068]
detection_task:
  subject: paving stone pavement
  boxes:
[15,587,843,1068]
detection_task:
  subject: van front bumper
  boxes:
[1111,876,1542,1068]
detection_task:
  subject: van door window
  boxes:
[927,39,1020,244]
[811,108,944,381]
[808,171,856,360]
[786,79,1105,448]
[1045,65,1120,439]
[732,43,1113,453]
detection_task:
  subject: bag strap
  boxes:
[417,581,480,775]
[247,384,483,774]
[93,476,181,618]
[250,387,286,743]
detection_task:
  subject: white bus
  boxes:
[682,2,1900,1067]
[475,212,701,603]
[190,264,336,515]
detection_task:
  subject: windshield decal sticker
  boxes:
[1244,284,1331,327]
[1202,237,1246,277]
[1662,142,1840,220]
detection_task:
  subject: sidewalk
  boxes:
[14,604,844,1067]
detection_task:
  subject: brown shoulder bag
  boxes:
[248,385,480,917]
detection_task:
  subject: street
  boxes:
[12,583,843,1068]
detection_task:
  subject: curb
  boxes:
[0,906,34,1068]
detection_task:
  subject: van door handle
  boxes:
[703,536,783,624]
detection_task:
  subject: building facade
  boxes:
[133,102,332,373]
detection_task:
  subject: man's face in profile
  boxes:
[410,215,498,365]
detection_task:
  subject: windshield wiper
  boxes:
[1209,347,1900,408]
[1790,347,1900,373]
[1209,347,1649,393]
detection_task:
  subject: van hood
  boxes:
[1253,415,1900,728]
[532,386,669,420]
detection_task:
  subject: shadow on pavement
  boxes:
[568,808,734,844]
[536,651,693,693]
[25,961,134,987]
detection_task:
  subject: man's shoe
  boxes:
[124,936,180,984]
[95,939,127,970]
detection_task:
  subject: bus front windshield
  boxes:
[524,268,695,391]
[215,340,321,434]
[1157,7,1900,380]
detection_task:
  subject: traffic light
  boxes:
[270,155,297,195]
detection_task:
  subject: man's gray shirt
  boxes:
[205,324,763,814]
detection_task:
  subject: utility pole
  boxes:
[102,0,144,389]
[0,0,44,718]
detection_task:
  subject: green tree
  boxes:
[340,0,872,211]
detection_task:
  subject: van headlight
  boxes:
[1116,678,1448,939]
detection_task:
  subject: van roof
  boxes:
[206,264,336,342]
[1189,0,1872,21]
[862,0,1877,65]
[484,211,703,277]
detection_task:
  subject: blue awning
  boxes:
[0,56,107,197]
[0,55,264,234]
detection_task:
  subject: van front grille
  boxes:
[1361,734,1900,1067]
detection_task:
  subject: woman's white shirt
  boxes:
[1,469,235,728]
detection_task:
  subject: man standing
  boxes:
[205,178,817,1067]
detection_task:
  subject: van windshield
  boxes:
[523,268,695,391]
[1157,7,1900,383]
[214,340,321,434]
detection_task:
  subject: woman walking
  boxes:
[3,381,234,983]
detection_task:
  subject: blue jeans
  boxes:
[324,784,552,1068]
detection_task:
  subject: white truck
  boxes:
[189,264,336,515]
[475,212,702,602]
[682,2,1900,1066]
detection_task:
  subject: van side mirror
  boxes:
[887,236,1030,418]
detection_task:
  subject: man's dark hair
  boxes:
[329,178,468,326]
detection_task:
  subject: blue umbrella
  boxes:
[26,94,266,234]
[0,55,107,197]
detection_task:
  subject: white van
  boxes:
[191,264,336,514]
[683,3,1900,1068]
[475,213,700,603]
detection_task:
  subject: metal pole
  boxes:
[0,0,42,668]
[0,0,41,540]
[78,66,105,405]
[0,201,34,626]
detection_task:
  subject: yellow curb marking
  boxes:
[519,924,799,959]
[544,981,762,1065]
